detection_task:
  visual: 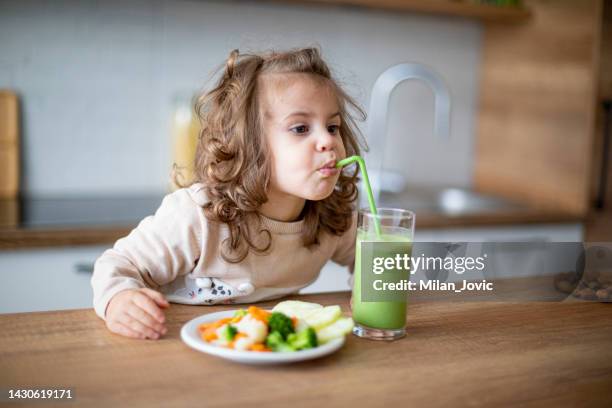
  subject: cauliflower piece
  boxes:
[211,324,233,347]
[233,335,255,351]
[294,317,309,333]
[234,314,268,344]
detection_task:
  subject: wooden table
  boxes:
[1,292,611,407]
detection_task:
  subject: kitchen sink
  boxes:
[377,186,528,216]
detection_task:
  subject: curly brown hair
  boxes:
[189,47,367,263]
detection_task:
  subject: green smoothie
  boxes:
[352,228,413,330]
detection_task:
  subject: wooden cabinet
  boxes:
[600,2,612,101]
[474,0,603,216]
[0,91,19,201]
[592,2,612,209]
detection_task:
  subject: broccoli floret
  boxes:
[268,312,295,340]
[287,327,318,350]
[265,331,296,352]
[218,324,238,342]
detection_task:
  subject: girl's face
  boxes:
[259,73,346,203]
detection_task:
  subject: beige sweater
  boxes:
[91,183,357,320]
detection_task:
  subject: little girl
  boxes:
[91,47,366,340]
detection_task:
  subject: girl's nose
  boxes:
[315,128,336,152]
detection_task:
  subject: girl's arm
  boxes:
[91,188,205,319]
[331,211,358,272]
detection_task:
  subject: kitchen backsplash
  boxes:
[0,0,481,196]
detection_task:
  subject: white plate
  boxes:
[180,310,345,365]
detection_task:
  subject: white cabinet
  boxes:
[301,223,584,293]
[1,223,584,311]
[0,246,107,314]
[300,262,352,295]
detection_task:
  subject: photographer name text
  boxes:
[373,279,494,293]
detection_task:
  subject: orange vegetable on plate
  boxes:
[199,317,233,341]
[249,343,271,352]
[202,327,218,342]
[247,306,271,323]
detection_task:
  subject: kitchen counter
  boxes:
[0,189,583,249]
[1,291,611,407]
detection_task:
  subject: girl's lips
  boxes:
[318,167,339,177]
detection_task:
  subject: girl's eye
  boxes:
[327,125,340,135]
[290,125,309,134]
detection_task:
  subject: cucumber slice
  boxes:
[316,317,354,344]
[303,305,342,330]
[272,301,323,319]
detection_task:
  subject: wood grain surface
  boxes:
[475,0,602,215]
[1,291,611,407]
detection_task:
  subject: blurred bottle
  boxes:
[170,93,200,191]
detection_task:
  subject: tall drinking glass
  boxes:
[352,208,415,340]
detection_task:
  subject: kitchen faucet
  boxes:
[364,63,451,204]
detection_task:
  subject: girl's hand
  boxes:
[105,288,170,340]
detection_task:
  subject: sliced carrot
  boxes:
[291,317,298,329]
[249,343,271,352]
[199,317,233,334]
[247,306,262,317]
[200,317,237,342]
[216,317,233,326]
[247,306,271,323]
[202,327,218,342]
[198,323,214,332]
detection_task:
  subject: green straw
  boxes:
[336,155,382,237]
